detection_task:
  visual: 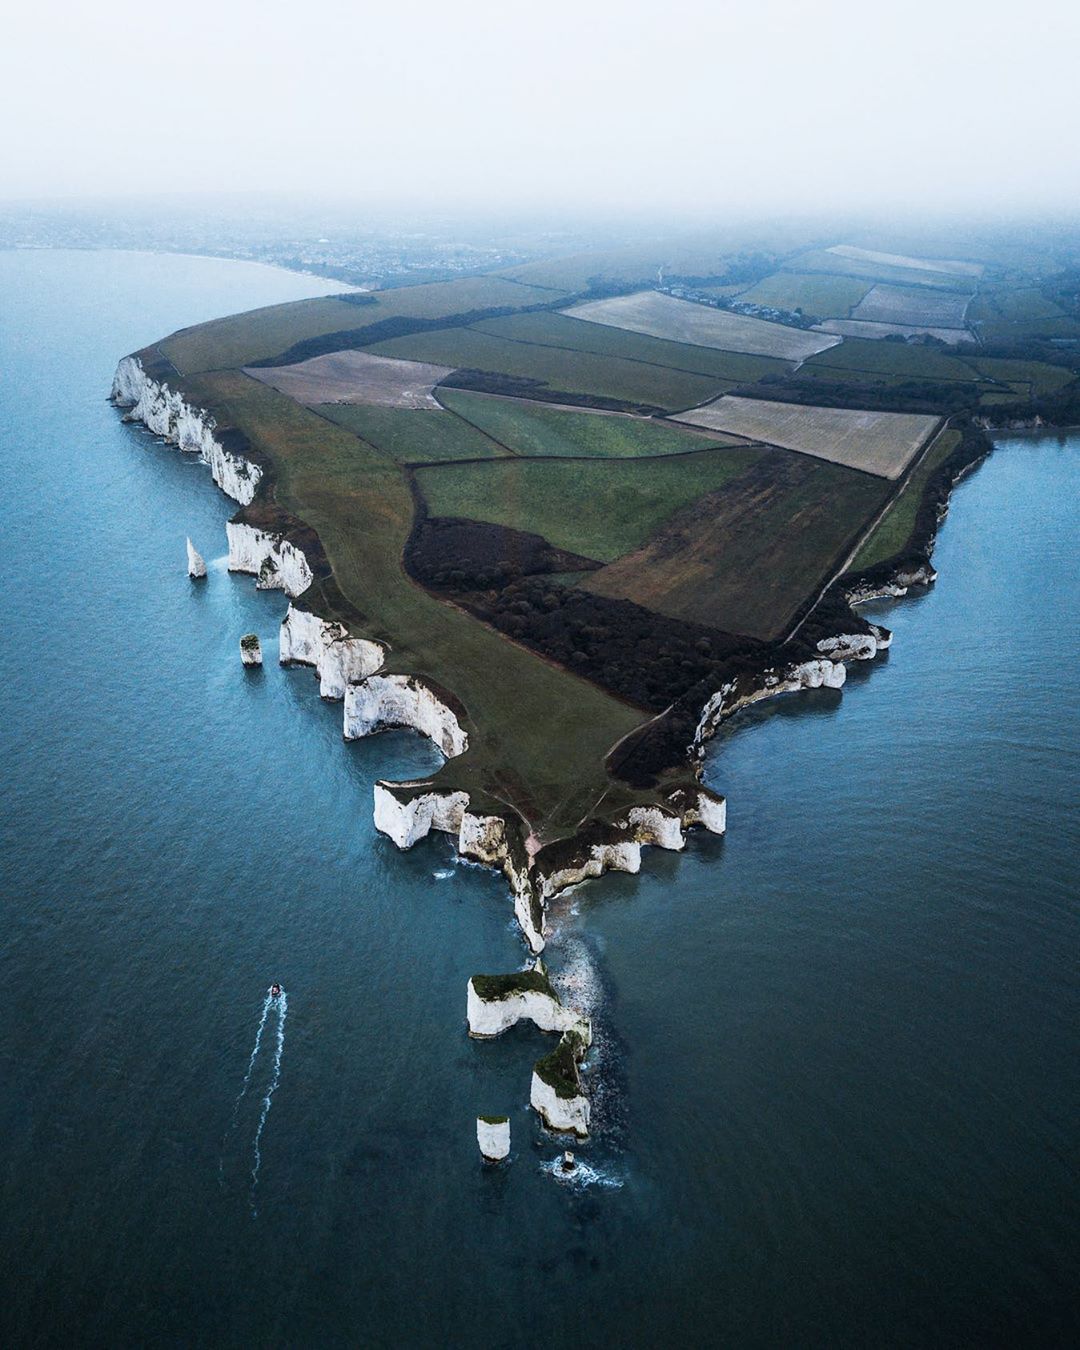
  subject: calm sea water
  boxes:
[1,251,1077,1349]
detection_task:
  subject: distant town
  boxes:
[0,198,614,289]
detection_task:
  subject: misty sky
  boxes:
[3,0,1078,212]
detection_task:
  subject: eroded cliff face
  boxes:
[845,565,938,605]
[344,676,468,759]
[467,976,591,1040]
[476,1117,510,1162]
[226,522,314,599]
[816,626,891,660]
[530,1072,591,1138]
[279,605,385,699]
[111,357,262,505]
[374,784,470,851]
[372,780,729,953]
[694,657,846,749]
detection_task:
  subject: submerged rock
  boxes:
[240,633,262,667]
[186,537,207,579]
[476,1116,510,1162]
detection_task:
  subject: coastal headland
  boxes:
[112,237,1080,941]
[112,235,1080,1127]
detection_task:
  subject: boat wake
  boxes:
[219,988,288,1215]
[250,990,287,1214]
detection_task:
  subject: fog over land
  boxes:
[3,0,1078,213]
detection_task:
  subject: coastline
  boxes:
[2,243,362,292]
[110,354,1004,955]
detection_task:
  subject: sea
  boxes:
[1,250,1077,1348]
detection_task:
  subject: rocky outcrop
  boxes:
[668,784,728,835]
[693,657,847,751]
[372,779,727,952]
[374,783,469,850]
[344,675,467,759]
[476,1116,510,1162]
[240,633,262,666]
[226,521,314,599]
[111,356,262,505]
[530,1073,590,1138]
[816,624,892,660]
[846,564,938,605]
[186,538,207,579]
[279,604,385,699]
[467,966,592,1041]
[538,837,642,900]
[457,809,544,954]
[530,1029,591,1138]
[468,967,592,1138]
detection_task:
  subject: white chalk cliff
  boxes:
[467,974,592,1042]
[279,604,385,699]
[530,1064,591,1138]
[226,521,314,599]
[344,675,467,759]
[846,564,938,605]
[111,356,262,505]
[373,780,727,953]
[694,656,849,751]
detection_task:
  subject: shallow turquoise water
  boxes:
[1,251,1077,1348]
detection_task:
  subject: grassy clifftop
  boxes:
[131,234,1077,840]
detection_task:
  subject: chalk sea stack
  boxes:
[186,537,207,579]
[476,1116,510,1163]
[240,633,262,666]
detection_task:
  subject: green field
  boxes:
[803,337,983,383]
[367,326,725,410]
[438,390,739,457]
[314,403,510,462]
[414,446,765,562]
[968,286,1064,323]
[162,296,365,375]
[161,276,566,376]
[849,430,961,571]
[584,451,888,640]
[469,310,789,383]
[969,358,1076,398]
[975,316,1080,343]
[734,271,872,317]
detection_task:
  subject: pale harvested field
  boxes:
[563,291,841,363]
[851,284,971,328]
[244,350,453,409]
[827,245,984,279]
[818,319,974,345]
[673,395,940,479]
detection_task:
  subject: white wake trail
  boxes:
[219,991,273,1187]
[250,990,288,1214]
[233,992,273,1122]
